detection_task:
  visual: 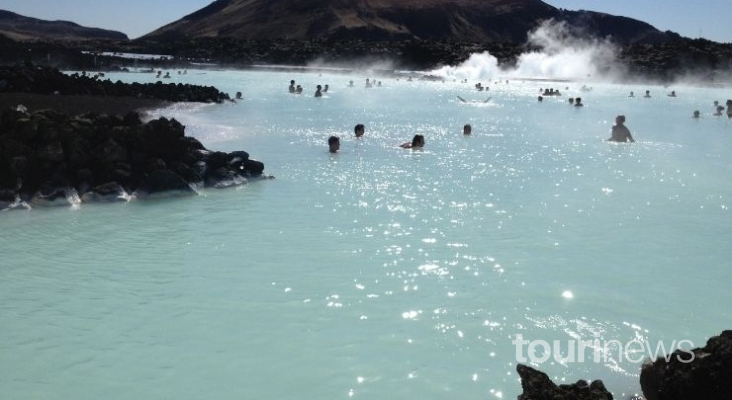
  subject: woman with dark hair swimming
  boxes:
[400,134,425,149]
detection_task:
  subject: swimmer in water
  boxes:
[400,134,425,149]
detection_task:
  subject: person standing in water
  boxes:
[607,115,635,143]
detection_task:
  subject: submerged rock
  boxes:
[133,170,198,199]
[81,182,130,203]
[0,188,23,210]
[30,186,80,207]
[206,167,247,189]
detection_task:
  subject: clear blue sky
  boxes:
[2,0,731,43]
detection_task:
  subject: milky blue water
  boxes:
[2,67,732,400]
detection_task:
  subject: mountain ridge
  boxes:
[141,0,678,45]
[0,10,128,42]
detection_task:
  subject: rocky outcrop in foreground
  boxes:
[519,329,732,400]
[517,364,614,400]
[640,330,732,400]
[0,64,230,103]
[0,108,270,210]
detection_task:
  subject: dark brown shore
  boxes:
[0,93,169,116]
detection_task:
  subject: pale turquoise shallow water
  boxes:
[2,68,732,399]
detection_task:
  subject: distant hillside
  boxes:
[141,0,678,45]
[0,10,128,41]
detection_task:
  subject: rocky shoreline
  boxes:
[0,64,269,211]
[514,330,732,400]
[640,330,732,400]
[0,92,168,115]
[145,37,732,84]
[5,36,732,84]
[0,108,270,210]
[517,364,615,400]
[0,64,231,103]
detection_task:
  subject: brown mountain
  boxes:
[0,10,128,41]
[141,0,676,44]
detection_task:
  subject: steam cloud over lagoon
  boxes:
[431,20,625,82]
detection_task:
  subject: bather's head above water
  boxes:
[354,124,365,138]
[328,136,340,153]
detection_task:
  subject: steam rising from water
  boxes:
[307,56,398,76]
[430,52,502,81]
[432,20,623,81]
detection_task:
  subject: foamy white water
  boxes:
[2,67,732,400]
